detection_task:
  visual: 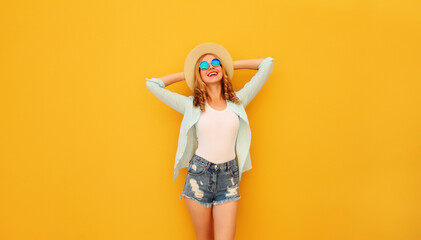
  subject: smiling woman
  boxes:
[199,55,223,82]
[145,42,275,240]
[193,53,242,113]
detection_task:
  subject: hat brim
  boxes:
[184,43,233,92]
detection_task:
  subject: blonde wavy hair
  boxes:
[192,53,242,112]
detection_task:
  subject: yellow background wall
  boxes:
[1,0,420,239]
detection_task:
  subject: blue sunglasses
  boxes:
[199,58,221,70]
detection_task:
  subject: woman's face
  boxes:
[199,54,223,84]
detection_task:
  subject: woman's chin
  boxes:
[205,76,222,83]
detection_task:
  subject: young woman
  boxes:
[145,43,274,240]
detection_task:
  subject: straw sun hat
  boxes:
[184,43,234,92]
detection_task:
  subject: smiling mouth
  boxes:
[207,71,218,77]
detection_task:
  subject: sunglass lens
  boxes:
[212,59,221,67]
[200,61,209,70]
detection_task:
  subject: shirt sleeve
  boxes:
[235,57,275,108]
[145,77,188,115]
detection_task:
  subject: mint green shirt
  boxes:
[146,57,275,181]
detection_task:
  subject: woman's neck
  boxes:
[205,82,224,103]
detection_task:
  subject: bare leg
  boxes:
[184,197,214,240]
[213,200,239,240]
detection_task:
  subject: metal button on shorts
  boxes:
[179,154,241,208]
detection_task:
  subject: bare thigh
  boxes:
[184,197,214,240]
[213,200,239,240]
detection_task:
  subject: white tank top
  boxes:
[194,101,240,164]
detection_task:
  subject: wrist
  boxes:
[233,61,239,70]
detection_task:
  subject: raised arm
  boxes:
[233,58,266,70]
[234,57,275,108]
[145,71,188,115]
[158,72,185,87]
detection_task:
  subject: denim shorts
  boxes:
[179,154,241,208]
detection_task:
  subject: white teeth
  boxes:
[208,72,217,76]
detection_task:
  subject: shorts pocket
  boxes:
[229,163,239,177]
[187,160,207,176]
